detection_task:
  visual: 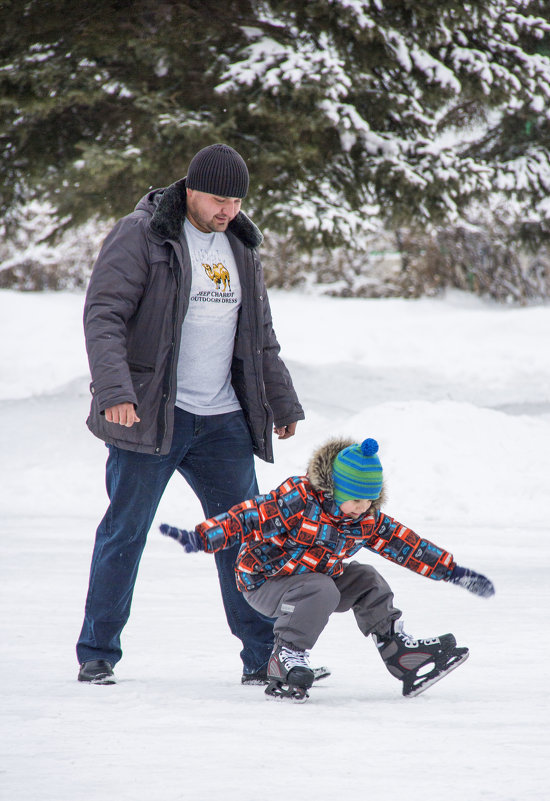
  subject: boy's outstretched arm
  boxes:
[160,479,306,556]
[449,565,495,597]
[159,498,258,554]
[365,512,495,598]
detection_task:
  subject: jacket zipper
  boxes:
[252,250,271,459]
[156,246,181,453]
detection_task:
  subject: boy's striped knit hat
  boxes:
[332,438,383,505]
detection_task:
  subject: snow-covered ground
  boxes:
[1,287,549,801]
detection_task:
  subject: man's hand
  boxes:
[274,421,298,440]
[105,403,141,428]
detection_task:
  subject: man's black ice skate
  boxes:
[374,621,469,697]
[265,641,315,702]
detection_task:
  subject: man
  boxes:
[77,143,305,685]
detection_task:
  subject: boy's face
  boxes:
[339,498,372,519]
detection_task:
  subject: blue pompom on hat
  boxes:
[332,438,383,505]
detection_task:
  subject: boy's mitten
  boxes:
[159,524,203,553]
[450,565,495,598]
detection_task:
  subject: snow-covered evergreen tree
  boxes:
[1,0,549,285]
[213,0,550,245]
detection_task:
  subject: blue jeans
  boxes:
[77,407,274,673]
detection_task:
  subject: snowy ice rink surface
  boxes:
[1,288,549,801]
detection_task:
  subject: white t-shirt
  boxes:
[175,219,242,415]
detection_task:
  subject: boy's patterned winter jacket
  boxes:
[195,438,456,593]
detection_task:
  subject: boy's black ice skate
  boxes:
[242,663,331,686]
[265,641,315,703]
[374,621,469,697]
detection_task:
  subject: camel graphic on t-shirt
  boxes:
[203,263,231,292]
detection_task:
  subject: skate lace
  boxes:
[397,631,419,647]
[394,620,418,647]
[279,646,311,671]
[395,620,440,648]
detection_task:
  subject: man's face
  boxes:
[186,188,242,233]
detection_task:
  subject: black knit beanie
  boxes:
[186,143,249,199]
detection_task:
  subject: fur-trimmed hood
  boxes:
[135,178,263,249]
[307,437,386,512]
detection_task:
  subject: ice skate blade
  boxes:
[312,665,331,682]
[403,650,469,698]
[265,689,309,704]
[265,680,309,703]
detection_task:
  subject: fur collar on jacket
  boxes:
[306,437,386,513]
[145,178,263,249]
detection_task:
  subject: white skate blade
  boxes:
[404,650,469,698]
[265,680,309,703]
[313,665,331,682]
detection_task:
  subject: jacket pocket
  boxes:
[128,360,155,373]
[129,365,156,403]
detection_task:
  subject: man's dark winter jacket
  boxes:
[84,179,304,460]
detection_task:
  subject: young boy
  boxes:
[161,437,495,701]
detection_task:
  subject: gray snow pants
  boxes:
[243,561,402,651]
